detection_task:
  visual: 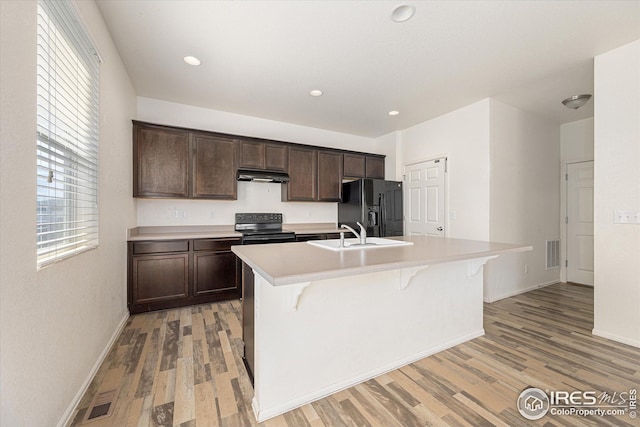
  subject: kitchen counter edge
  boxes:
[232,236,533,287]
[127,223,343,241]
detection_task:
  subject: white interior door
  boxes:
[404,158,446,236]
[567,161,594,285]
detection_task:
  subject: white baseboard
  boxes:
[253,329,485,422]
[57,312,130,427]
[483,280,557,303]
[592,329,640,349]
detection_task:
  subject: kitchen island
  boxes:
[232,235,531,422]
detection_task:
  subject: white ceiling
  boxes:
[96,1,640,138]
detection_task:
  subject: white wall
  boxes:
[136,97,396,226]
[0,1,137,426]
[399,99,492,241]
[398,98,561,301]
[485,99,561,302]
[593,40,640,348]
[137,182,337,226]
[561,118,594,163]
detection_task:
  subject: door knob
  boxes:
[437,226,444,231]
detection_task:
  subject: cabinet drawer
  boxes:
[132,240,189,254]
[193,238,241,252]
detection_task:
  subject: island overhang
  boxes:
[232,235,532,286]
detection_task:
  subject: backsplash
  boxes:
[136,181,337,226]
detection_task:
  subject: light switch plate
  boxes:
[614,210,640,224]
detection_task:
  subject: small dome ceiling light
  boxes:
[391,5,415,23]
[561,94,592,109]
[310,89,323,97]
[388,110,400,116]
[183,56,201,66]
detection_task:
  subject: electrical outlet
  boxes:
[171,209,186,219]
[524,264,529,274]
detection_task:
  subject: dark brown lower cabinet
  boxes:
[128,237,241,313]
[194,241,241,296]
[132,253,190,304]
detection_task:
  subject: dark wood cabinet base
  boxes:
[128,289,241,314]
[128,237,242,314]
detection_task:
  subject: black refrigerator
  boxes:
[338,179,404,237]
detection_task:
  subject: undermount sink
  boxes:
[307,237,414,251]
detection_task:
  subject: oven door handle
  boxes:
[243,235,295,243]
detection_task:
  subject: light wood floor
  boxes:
[69,283,640,427]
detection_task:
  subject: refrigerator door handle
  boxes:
[380,193,386,237]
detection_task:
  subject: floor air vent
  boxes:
[82,388,118,423]
[546,240,560,269]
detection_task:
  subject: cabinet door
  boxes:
[192,134,237,199]
[134,124,190,197]
[264,144,288,171]
[343,153,365,178]
[318,151,343,201]
[238,139,265,170]
[194,251,240,295]
[284,147,317,201]
[365,156,385,179]
[132,254,189,304]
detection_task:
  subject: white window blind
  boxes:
[36,0,100,267]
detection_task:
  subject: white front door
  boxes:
[567,161,594,285]
[404,158,446,236]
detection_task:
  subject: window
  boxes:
[36,0,100,267]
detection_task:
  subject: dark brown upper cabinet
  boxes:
[133,120,385,202]
[283,149,343,202]
[238,139,288,172]
[344,153,385,179]
[365,156,385,179]
[133,121,238,199]
[265,143,288,171]
[238,139,264,169]
[192,133,237,199]
[133,124,190,198]
[318,151,343,201]
[283,147,318,201]
[343,153,366,179]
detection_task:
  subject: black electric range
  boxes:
[235,213,296,245]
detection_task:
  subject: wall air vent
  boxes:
[546,239,560,269]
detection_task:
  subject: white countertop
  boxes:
[127,225,241,241]
[127,223,343,241]
[232,235,532,286]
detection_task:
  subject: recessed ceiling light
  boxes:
[391,5,415,23]
[310,90,323,97]
[183,56,201,66]
[388,110,400,116]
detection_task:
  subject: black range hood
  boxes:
[236,168,290,183]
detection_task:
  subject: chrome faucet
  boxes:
[340,222,367,245]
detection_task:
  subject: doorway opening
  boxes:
[563,160,594,286]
